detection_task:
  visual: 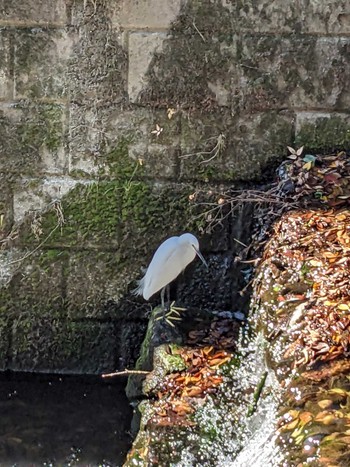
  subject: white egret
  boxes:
[134,233,208,309]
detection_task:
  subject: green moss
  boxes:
[0,102,63,176]
[151,343,187,376]
[69,169,92,179]
[34,140,147,246]
[197,165,221,182]
[104,138,137,178]
[17,102,64,152]
[38,249,69,266]
[38,181,122,246]
[130,315,186,377]
[0,287,15,315]
[296,116,350,151]
[121,182,198,236]
[14,29,66,99]
[25,138,203,248]
[15,30,48,73]
[0,250,67,319]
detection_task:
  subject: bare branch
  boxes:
[102,369,151,378]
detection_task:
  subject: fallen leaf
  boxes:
[317,399,334,409]
[310,259,322,267]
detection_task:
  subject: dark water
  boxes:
[0,372,132,466]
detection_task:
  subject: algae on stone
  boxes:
[296,115,350,152]
[0,102,65,176]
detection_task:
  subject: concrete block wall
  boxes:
[0,0,349,373]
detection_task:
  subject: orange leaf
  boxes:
[322,251,339,259]
[208,357,231,367]
[299,411,313,424]
[203,346,214,355]
[186,386,203,397]
[280,418,299,431]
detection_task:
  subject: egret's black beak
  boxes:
[193,245,209,270]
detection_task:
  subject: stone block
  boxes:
[68,103,105,176]
[68,106,152,177]
[134,4,237,109]
[180,110,293,181]
[231,111,293,179]
[119,0,183,29]
[142,144,179,177]
[0,315,10,370]
[0,0,67,24]
[68,3,127,104]
[300,0,350,34]
[73,107,180,179]
[10,317,117,374]
[116,319,149,370]
[0,179,13,241]
[0,30,12,100]
[176,253,233,310]
[180,109,232,182]
[128,32,166,102]
[236,0,302,33]
[37,180,122,249]
[3,250,68,316]
[238,36,350,112]
[0,251,21,288]
[126,108,180,179]
[13,28,75,99]
[0,102,66,176]
[66,251,130,318]
[13,177,81,223]
[295,111,350,151]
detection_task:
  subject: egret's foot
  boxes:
[155,301,187,327]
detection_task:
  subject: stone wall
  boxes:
[0,0,349,373]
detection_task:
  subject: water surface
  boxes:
[0,372,132,466]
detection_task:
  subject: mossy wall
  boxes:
[0,0,349,373]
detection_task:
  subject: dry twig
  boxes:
[102,369,150,378]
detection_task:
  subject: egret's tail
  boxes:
[132,276,145,297]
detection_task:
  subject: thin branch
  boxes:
[4,201,65,266]
[6,224,60,266]
[192,21,206,42]
[180,134,226,165]
[233,238,248,248]
[102,369,151,378]
[247,371,268,416]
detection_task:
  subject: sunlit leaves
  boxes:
[148,346,233,427]
[264,208,350,368]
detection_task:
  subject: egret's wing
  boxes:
[142,237,182,300]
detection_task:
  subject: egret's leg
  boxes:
[165,284,170,308]
[160,286,166,309]
[157,286,186,326]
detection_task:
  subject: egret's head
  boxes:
[180,233,199,249]
[180,233,208,269]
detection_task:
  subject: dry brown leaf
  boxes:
[317,399,334,409]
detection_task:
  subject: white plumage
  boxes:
[134,233,207,302]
